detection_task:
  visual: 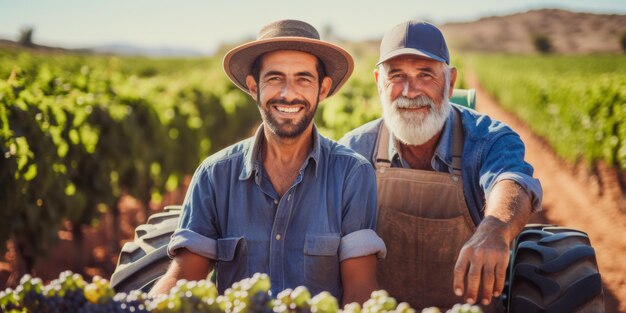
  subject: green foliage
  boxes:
[468,54,626,170]
[316,54,380,139]
[451,52,468,89]
[1,271,483,312]
[0,48,260,269]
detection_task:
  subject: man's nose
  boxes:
[279,79,299,99]
[402,77,422,99]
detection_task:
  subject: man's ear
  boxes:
[374,69,382,96]
[318,76,332,101]
[245,75,258,99]
[448,67,458,98]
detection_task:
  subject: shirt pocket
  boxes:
[303,233,341,296]
[216,237,249,293]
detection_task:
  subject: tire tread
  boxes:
[507,225,604,313]
[110,206,182,292]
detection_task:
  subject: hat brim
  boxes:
[223,37,354,97]
[377,47,448,65]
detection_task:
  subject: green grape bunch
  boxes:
[1,271,482,313]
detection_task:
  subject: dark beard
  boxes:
[259,96,318,138]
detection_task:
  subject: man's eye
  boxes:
[389,74,405,81]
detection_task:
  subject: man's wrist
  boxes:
[478,216,513,244]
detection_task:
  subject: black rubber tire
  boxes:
[505,224,605,313]
[110,205,182,293]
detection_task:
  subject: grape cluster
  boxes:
[0,271,483,313]
[446,304,483,313]
[272,285,313,313]
[420,303,483,313]
[149,278,220,313]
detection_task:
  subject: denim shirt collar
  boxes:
[239,124,321,181]
[388,109,456,171]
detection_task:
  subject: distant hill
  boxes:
[0,39,93,54]
[441,9,626,53]
[0,39,207,57]
[89,43,207,57]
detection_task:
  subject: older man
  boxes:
[340,21,542,310]
[150,20,386,304]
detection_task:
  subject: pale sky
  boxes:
[1,0,625,54]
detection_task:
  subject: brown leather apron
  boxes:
[375,109,480,310]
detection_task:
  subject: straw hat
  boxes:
[223,19,354,97]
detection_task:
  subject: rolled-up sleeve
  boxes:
[167,161,220,259]
[340,229,386,261]
[339,161,387,261]
[167,229,217,259]
[480,133,543,212]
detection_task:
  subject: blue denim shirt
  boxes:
[168,125,386,299]
[339,104,542,225]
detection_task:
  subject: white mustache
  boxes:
[393,96,435,109]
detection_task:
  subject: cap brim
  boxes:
[377,47,447,65]
[223,37,354,97]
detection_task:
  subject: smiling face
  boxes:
[245,50,331,139]
[376,55,457,145]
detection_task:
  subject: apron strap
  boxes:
[451,106,464,177]
[373,122,392,169]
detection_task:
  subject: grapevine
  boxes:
[0,48,260,274]
[468,53,626,171]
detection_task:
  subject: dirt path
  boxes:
[467,74,626,313]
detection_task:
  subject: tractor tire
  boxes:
[110,205,182,293]
[505,224,605,313]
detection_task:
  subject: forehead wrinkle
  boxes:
[296,71,316,79]
[260,50,317,67]
[387,68,403,75]
[417,66,436,73]
[262,70,285,78]
[259,59,318,80]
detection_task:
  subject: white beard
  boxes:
[381,94,451,146]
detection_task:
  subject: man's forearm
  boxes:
[148,249,214,296]
[149,273,179,296]
[483,179,532,243]
[341,254,378,305]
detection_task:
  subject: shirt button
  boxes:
[273,199,278,205]
[275,234,282,240]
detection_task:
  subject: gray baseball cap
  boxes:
[377,21,449,65]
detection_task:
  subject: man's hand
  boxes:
[453,217,510,305]
[453,180,532,305]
